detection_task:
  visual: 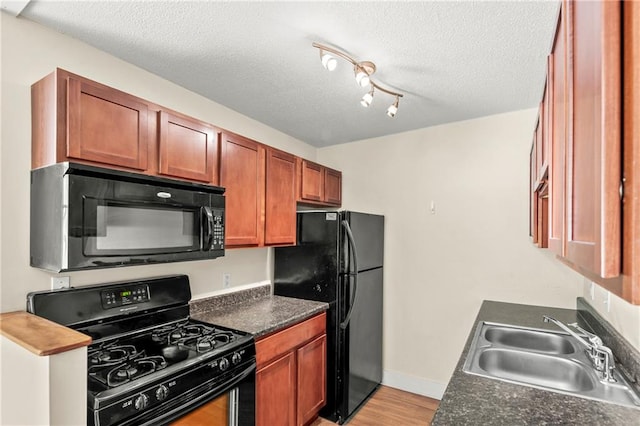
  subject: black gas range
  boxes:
[27,275,256,426]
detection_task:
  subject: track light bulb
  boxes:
[354,65,370,87]
[360,87,374,107]
[387,97,399,118]
[321,52,337,71]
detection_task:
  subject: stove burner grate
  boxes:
[105,356,168,387]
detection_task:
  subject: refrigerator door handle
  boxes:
[340,220,358,330]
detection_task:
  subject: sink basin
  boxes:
[484,325,575,354]
[463,322,640,409]
[478,348,594,392]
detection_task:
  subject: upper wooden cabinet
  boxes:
[265,148,297,246]
[534,1,640,304]
[564,0,621,278]
[32,69,150,171]
[159,110,219,184]
[220,132,265,247]
[548,8,568,257]
[220,134,299,248]
[31,69,342,251]
[299,159,342,207]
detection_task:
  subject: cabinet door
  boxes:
[67,77,149,170]
[300,160,323,202]
[296,334,326,426]
[265,148,296,246]
[622,0,640,304]
[548,7,567,256]
[220,133,265,247]
[565,0,621,277]
[324,168,342,206]
[159,111,219,184]
[256,352,296,426]
[530,144,538,244]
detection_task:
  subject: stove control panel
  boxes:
[101,284,150,309]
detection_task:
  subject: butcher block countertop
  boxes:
[0,311,91,356]
[190,284,328,338]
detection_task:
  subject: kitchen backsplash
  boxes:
[582,279,640,351]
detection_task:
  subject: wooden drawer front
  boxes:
[255,312,326,368]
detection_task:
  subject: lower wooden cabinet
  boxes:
[255,313,327,426]
[256,352,296,426]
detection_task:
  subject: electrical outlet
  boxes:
[223,273,231,289]
[51,276,70,290]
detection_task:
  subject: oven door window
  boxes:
[171,389,235,426]
[82,198,201,256]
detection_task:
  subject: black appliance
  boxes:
[30,162,225,272]
[274,211,384,424]
[27,275,255,426]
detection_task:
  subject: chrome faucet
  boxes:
[543,315,617,382]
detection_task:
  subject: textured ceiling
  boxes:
[8,1,559,147]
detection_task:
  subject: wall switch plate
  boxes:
[223,273,231,289]
[605,291,611,313]
[430,200,436,215]
[51,276,70,290]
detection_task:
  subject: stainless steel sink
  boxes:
[463,322,640,409]
[484,325,575,354]
[478,348,595,392]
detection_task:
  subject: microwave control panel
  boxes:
[101,284,150,309]
[211,210,224,250]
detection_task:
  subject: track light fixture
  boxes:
[312,42,404,118]
[360,86,374,107]
[387,96,399,118]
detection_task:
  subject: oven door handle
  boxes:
[202,206,214,251]
[133,361,256,426]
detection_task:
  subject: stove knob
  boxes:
[134,393,149,411]
[155,385,169,401]
[219,357,230,371]
[231,352,242,365]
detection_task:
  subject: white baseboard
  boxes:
[382,370,447,400]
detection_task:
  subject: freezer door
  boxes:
[342,212,384,272]
[343,267,383,418]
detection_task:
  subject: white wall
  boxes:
[0,13,317,313]
[318,109,586,395]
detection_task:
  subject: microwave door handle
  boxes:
[202,207,214,250]
[340,220,358,330]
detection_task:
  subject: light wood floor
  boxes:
[311,386,439,426]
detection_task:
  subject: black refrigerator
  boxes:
[273,211,384,424]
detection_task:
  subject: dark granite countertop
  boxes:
[432,300,640,425]
[189,285,328,338]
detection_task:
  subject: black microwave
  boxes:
[30,163,225,272]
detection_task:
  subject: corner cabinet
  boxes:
[255,313,327,426]
[531,0,640,304]
[299,159,342,207]
[32,69,150,171]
